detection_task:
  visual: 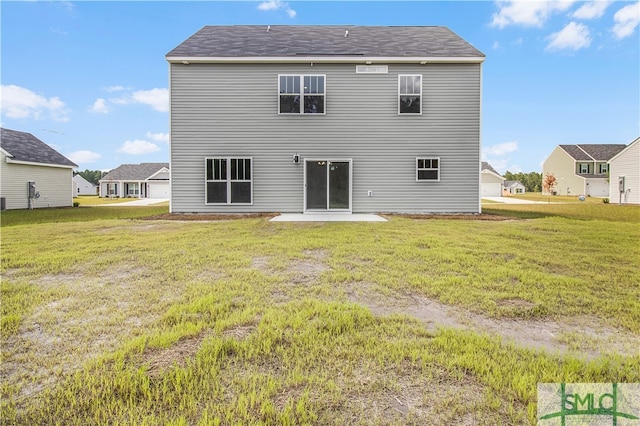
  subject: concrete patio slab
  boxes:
[270,213,387,222]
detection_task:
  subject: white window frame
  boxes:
[126,182,139,196]
[599,163,608,174]
[579,163,589,174]
[416,157,440,182]
[398,74,422,115]
[204,157,253,205]
[278,74,326,115]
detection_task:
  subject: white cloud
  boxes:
[131,88,169,113]
[482,141,519,174]
[546,22,592,51]
[612,2,640,39]
[258,0,297,18]
[572,1,611,19]
[146,131,169,144]
[89,98,109,114]
[483,141,518,157]
[105,85,128,93]
[491,0,575,28]
[0,84,70,122]
[117,140,161,155]
[67,150,102,164]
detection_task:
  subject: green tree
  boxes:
[74,169,106,185]
[503,171,542,192]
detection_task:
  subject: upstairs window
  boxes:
[579,163,590,174]
[205,158,252,204]
[416,158,439,181]
[279,75,325,114]
[599,163,608,174]
[399,75,422,114]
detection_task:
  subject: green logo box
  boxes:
[538,383,640,425]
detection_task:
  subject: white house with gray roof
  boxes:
[503,180,525,195]
[0,128,78,210]
[480,162,504,197]
[542,144,626,197]
[166,25,485,214]
[73,174,98,196]
[99,163,170,199]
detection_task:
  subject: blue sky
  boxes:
[1,0,638,174]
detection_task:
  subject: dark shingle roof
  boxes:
[481,162,501,175]
[560,144,626,161]
[167,25,485,59]
[100,163,169,181]
[0,128,77,168]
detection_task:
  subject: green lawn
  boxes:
[74,195,134,206]
[507,192,604,204]
[1,204,639,425]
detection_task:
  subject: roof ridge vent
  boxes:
[267,25,271,32]
[344,30,349,37]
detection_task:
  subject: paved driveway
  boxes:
[482,197,548,204]
[100,198,169,206]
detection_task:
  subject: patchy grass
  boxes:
[0,205,168,227]
[1,205,638,424]
[509,192,603,204]
[483,202,640,222]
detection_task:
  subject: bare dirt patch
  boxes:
[321,362,515,425]
[144,332,211,377]
[2,265,185,406]
[344,283,639,358]
[290,249,330,284]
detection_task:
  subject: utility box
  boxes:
[619,176,626,192]
[28,181,36,198]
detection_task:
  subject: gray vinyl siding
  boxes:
[0,153,74,210]
[170,62,481,213]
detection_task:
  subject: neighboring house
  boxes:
[480,162,504,197]
[73,174,98,196]
[542,144,626,197]
[99,163,170,199]
[166,25,485,214]
[0,128,78,210]
[503,180,525,195]
[608,137,639,205]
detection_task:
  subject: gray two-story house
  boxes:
[166,25,485,214]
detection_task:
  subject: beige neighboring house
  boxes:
[542,144,626,197]
[608,137,639,204]
[481,162,504,197]
[99,163,170,199]
[0,128,78,210]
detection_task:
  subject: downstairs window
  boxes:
[205,157,252,204]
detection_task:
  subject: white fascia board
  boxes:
[1,147,13,158]
[5,158,75,169]
[166,56,485,64]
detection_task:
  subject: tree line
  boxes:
[503,171,542,193]
[74,169,110,186]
